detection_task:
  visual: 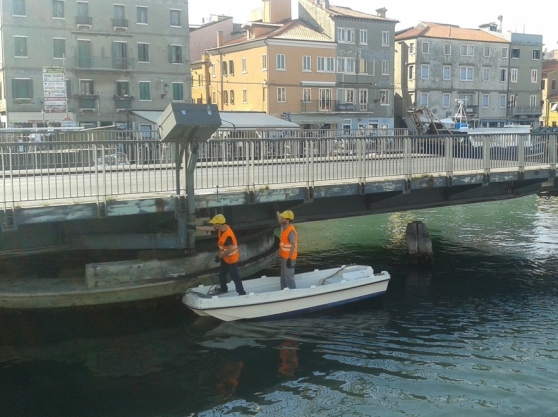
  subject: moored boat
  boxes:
[182,264,390,321]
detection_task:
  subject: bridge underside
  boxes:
[1,169,556,263]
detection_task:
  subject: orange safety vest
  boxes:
[218,226,239,264]
[279,224,298,260]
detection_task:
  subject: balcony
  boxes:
[112,18,128,31]
[510,106,542,118]
[113,95,134,110]
[74,95,97,110]
[301,100,372,113]
[73,55,136,71]
[75,15,93,27]
[464,105,478,116]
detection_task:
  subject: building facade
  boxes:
[298,0,398,131]
[395,22,543,129]
[541,60,558,128]
[0,0,191,129]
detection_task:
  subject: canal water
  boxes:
[1,195,558,416]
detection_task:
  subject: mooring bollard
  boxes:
[405,221,433,265]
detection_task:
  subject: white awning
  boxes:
[132,110,300,130]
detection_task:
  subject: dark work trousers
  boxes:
[218,261,245,294]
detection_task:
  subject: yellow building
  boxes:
[541,61,558,127]
[192,19,336,124]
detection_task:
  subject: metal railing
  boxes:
[1,129,556,207]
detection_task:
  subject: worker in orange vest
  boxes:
[209,214,246,295]
[276,210,298,289]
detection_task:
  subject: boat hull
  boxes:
[183,265,390,321]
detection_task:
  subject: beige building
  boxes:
[0,0,191,129]
[193,5,337,126]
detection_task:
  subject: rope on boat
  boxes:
[319,264,353,285]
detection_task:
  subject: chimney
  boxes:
[376,7,387,18]
[216,30,223,47]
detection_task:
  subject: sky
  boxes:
[188,0,558,51]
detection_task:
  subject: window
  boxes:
[319,88,332,111]
[303,88,311,103]
[137,6,148,24]
[77,2,89,20]
[242,89,247,103]
[380,90,389,105]
[553,80,556,90]
[14,36,27,57]
[420,93,428,106]
[530,94,537,106]
[13,0,26,15]
[382,31,389,46]
[222,61,227,76]
[442,93,451,108]
[501,47,509,58]
[317,57,334,72]
[222,90,228,104]
[346,29,355,43]
[139,82,150,100]
[460,66,474,81]
[242,58,247,73]
[345,88,354,103]
[12,79,32,98]
[482,67,490,82]
[381,60,389,75]
[262,54,267,70]
[277,87,286,102]
[359,89,368,110]
[211,63,215,77]
[276,54,285,70]
[499,94,506,108]
[359,29,368,45]
[337,57,355,74]
[53,38,65,59]
[337,27,354,43]
[500,68,508,82]
[444,43,451,55]
[511,48,520,58]
[52,0,64,18]
[409,42,415,54]
[531,69,538,83]
[229,90,234,105]
[483,46,491,57]
[169,45,182,64]
[138,43,149,62]
[113,41,128,69]
[408,65,414,80]
[77,40,92,68]
[422,42,429,54]
[359,58,367,74]
[116,81,129,96]
[421,64,429,80]
[460,45,474,56]
[80,79,94,95]
[172,82,183,100]
[443,65,451,80]
[510,68,518,83]
[481,94,489,108]
[170,9,181,26]
[302,56,311,71]
[533,49,541,60]
[228,60,234,76]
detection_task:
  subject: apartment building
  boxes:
[541,60,558,127]
[395,21,543,128]
[193,4,338,127]
[298,0,398,131]
[0,0,190,129]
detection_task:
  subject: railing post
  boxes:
[549,134,557,168]
[445,136,454,177]
[517,134,525,172]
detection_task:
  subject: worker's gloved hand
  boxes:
[286,258,292,268]
[214,256,221,263]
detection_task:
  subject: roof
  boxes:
[395,22,509,43]
[220,19,332,47]
[133,111,300,130]
[328,5,399,23]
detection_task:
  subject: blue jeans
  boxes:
[218,262,245,294]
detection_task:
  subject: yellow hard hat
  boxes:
[209,214,226,224]
[280,210,294,220]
